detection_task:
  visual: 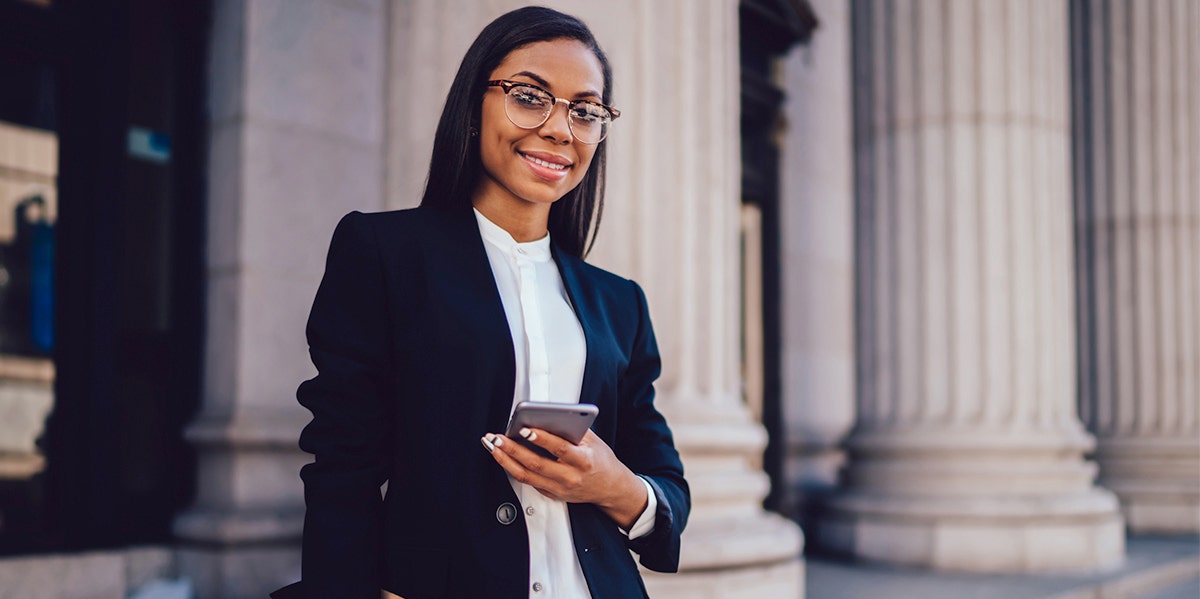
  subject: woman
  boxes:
[273,6,689,599]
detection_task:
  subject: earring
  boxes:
[468,126,479,137]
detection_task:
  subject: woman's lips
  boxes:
[520,151,571,182]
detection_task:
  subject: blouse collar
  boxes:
[473,207,552,263]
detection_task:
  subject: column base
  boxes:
[172,411,307,597]
[177,543,301,599]
[680,510,804,570]
[1116,494,1200,535]
[643,557,803,599]
[173,410,309,543]
[657,399,806,595]
[174,507,305,545]
[1096,437,1200,534]
[819,489,1125,573]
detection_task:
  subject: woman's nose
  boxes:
[538,100,574,144]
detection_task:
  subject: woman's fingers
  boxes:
[482,429,630,505]
[502,430,574,473]
[482,429,644,526]
[514,427,583,465]
[482,433,568,493]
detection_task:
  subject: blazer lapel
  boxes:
[553,248,605,417]
[430,206,517,435]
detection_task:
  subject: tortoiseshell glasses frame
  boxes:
[486,79,621,144]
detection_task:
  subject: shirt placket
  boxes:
[514,247,552,597]
[515,249,550,404]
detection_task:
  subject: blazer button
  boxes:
[496,502,518,525]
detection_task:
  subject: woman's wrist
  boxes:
[598,469,649,529]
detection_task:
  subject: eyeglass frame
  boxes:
[485,79,621,144]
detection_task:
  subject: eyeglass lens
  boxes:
[504,84,611,144]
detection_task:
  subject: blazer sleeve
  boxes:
[615,281,691,573]
[293,211,395,599]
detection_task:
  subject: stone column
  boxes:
[777,0,857,524]
[1071,0,1200,534]
[586,2,806,596]
[174,1,387,597]
[820,0,1124,572]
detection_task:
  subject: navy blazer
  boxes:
[276,206,689,599]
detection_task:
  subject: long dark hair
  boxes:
[418,6,613,258]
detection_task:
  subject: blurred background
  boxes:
[0,0,1195,597]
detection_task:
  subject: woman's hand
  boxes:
[481,428,648,529]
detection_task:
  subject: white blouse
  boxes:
[474,209,656,598]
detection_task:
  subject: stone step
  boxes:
[806,535,1199,599]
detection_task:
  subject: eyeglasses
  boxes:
[486,79,620,144]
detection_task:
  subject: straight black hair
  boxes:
[418,6,613,258]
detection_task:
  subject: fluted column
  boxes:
[821,0,1124,572]
[588,1,806,595]
[1072,0,1200,534]
[176,1,388,596]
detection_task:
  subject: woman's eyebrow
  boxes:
[510,70,552,88]
[509,70,602,100]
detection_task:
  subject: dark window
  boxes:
[0,0,207,554]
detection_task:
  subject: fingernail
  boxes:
[480,436,495,453]
[492,435,505,447]
[519,428,532,439]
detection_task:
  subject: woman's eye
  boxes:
[571,104,607,123]
[512,89,548,107]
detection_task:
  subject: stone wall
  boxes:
[174,0,390,595]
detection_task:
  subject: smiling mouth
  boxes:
[520,152,570,171]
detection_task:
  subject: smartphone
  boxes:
[505,402,598,458]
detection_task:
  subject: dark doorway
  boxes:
[738,0,816,513]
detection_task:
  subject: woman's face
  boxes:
[474,38,606,212]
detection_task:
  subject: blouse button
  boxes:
[532,582,543,592]
[526,506,536,516]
